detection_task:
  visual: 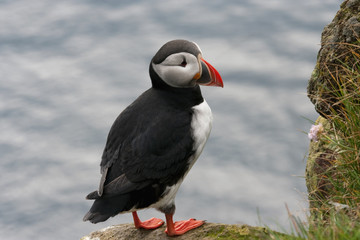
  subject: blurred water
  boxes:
[0,1,341,239]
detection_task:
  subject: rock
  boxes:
[80,222,273,240]
[306,0,360,220]
[305,116,337,217]
[307,0,360,117]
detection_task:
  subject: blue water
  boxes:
[0,1,341,239]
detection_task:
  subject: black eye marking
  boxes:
[180,59,187,67]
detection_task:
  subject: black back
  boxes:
[100,83,203,191]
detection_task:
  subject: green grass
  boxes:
[270,42,360,239]
[269,211,360,240]
[320,43,360,211]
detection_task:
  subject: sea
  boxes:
[0,0,342,239]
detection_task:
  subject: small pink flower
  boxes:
[308,123,323,142]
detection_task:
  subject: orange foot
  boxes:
[132,211,164,230]
[165,214,204,236]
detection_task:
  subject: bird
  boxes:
[83,39,223,236]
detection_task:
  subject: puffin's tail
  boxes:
[83,192,132,223]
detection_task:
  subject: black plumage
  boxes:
[84,80,204,223]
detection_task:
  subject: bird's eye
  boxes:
[180,59,187,67]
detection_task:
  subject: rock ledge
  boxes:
[81,222,272,240]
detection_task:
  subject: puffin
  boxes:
[83,39,223,236]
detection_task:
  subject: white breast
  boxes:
[189,100,213,168]
[150,100,212,211]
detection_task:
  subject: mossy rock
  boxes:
[305,116,352,222]
[307,0,360,117]
[306,0,360,221]
[81,222,276,240]
[306,117,334,211]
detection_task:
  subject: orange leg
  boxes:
[164,213,204,236]
[132,211,164,230]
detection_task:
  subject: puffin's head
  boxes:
[150,39,223,89]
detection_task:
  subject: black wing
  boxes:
[97,88,195,197]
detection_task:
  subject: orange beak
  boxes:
[196,58,223,88]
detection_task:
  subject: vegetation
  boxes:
[270,42,360,239]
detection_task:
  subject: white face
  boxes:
[152,52,201,88]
